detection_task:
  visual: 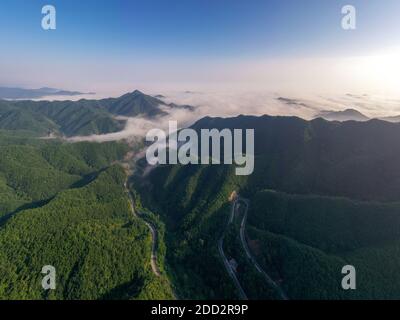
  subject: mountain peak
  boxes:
[107,90,169,117]
[316,108,369,122]
[108,90,195,117]
[131,89,144,95]
[118,90,147,99]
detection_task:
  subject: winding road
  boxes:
[122,156,161,277]
[218,192,288,300]
[218,200,248,300]
[237,197,289,300]
[141,218,161,277]
[124,173,161,277]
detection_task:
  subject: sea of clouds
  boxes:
[68,90,400,142]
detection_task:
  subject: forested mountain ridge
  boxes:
[0,166,173,299]
[0,131,174,299]
[134,114,400,299]
[316,108,370,122]
[0,90,194,137]
[103,90,194,117]
[0,136,128,217]
[246,190,400,299]
[0,88,191,299]
[191,115,400,201]
[3,110,400,300]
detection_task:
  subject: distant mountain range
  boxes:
[315,108,370,122]
[0,86,92,99]
[0,90,195,136]
[378,115,400,123]
[316,108,400,123]
[3,87,399,140]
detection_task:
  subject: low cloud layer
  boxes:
[67,90,400,143]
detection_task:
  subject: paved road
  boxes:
[120,151,162,278]
[124,179,161,277]
[142,218,161,277]
[218,200,248,300]
[237,197,289,300]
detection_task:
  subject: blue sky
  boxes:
[1,0,400,94]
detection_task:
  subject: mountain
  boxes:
[0,133,174,299]
[316,108,400,123]
[316,108,370,122]
[0,101,58,134]
[3,110,400,299]
[102,90,195,117]
[0,99,124,137]
[102,90,170,117]
[378,115,400,123]
[190,115,400,201]
[246,189,400,299]
[133,114,400,299]
[0,90,195,136]
[0,86,89,99]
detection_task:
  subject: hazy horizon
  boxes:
[1,0,400,99]
[2,0,400,143]
[63,89,400,142]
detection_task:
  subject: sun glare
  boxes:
[355,47,400,94]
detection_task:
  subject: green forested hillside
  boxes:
[0,133,173,299]
[246,190,400,299]
[135,115,400,300]
[249,190,400,252]
[4,111,400,300]
[134,163,247,299]
[192,115,400,201]
[3,100,124,137]
[0,166,172,299]
[0,90,193,137]
[103,90,194,117]
[0,90,191,300]
[105,90,169,117]
[0,102,58,134]
[0,138,128,218]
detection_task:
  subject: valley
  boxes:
[2,91,400,300]
[132,113,400,299]
[0,132,173,299]
[3,0,400,306]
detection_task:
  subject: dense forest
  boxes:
[0,90,193,137]
[134,115,400,299]
[246,190,400,299]
[0,131,173,299]
[133,163,246,299]
[3,111,400,299]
